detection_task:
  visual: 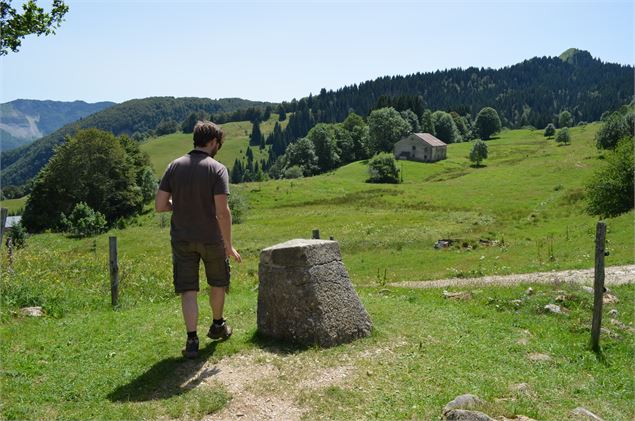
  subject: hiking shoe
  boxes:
[181,337,199,359]
[207,321,232,340]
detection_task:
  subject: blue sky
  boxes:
[1,0,632,104]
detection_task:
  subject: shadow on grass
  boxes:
[247,330,311,355]
[107,341,222,402]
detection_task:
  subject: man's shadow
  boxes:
[107,341,221,402]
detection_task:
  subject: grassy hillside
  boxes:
[141,114,288,176]
[1,122,633,419]
[1,97,276,187]
[0,196,27,215]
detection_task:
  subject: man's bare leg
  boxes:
[181,291,198,332]
[208,287,225,320]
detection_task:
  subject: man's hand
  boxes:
[227,246,242,263]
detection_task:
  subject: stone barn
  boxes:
[393,133,447,163]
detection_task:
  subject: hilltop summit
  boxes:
[559,48,595,65]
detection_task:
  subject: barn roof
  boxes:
[413,133,446,147]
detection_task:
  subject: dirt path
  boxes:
[390,264,635,289]
[195,343,405,421]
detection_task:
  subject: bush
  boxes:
[586,136,634,217]
[469,140,488,166]
[544,123,556,137]
[6,222,27,248]
[555,127,571,145]
[60,202,107,237]
[228,190,248,224]
[367,153,400,184]
[284,166,303,179]
[595,112,629,149]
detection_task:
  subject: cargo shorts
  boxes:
[171,241,230,293]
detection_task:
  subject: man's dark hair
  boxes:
[193,120,223,147]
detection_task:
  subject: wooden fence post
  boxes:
[591,221,606,353]
[312,229,320,240]
[109,236,119,307]
[0,208,8,245]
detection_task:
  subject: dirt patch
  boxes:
[196,342,407,420]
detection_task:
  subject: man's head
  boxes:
[193,120,224,155]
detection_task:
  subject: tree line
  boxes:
[228,105,504,184]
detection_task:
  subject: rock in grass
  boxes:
[608,309,618,317]
[610,318,635,333]
[581,286,594,294]
[571,407,605,421]
[509,383,532,396]
[544,304,562,314]
[443,409,495,421]
[497,416,538,421]
[443,394,486,413]
[257,239,372,347]
[525,287,534,295]
[602,293,619,304]
[19,306,44,317]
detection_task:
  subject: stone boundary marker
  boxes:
[257,239,372,347]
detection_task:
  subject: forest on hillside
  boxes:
[1,49,632,190]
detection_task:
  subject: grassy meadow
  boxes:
[140,114,288,177]
[0,196,27,215]
[1,122,633,420]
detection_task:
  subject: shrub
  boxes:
[544,123,556,137]
[6,222,27,248]
[367,153,400,184]
[595,112,629,149]
[284,166,303,179]
[469,140,488,166]
[228,190,248,224]
[60,202,107,237]
[555,127,571,145]
[586,136,634,217]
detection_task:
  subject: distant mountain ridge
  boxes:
[0,97,274,187]
[0,99,116,150]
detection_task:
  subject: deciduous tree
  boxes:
[22,129,146,232]
[586,136,634,217]
[432,111,460,143]
[0,0,68,55]
[558,110,574,128]
[367,107,411,154]
[474,107,502,140]
[469,140,488,167]
[555,127,571,145]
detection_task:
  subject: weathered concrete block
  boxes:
[258,239,372,347]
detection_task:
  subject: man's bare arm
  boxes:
[155,189,173,212]
[214,194,241,262]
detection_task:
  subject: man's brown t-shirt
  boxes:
[158,150,230,244]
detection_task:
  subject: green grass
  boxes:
[1,123,634,419]
[1,283,632,419]
[0,196,27,215]
[140,114,288,176]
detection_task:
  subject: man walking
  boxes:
[155,120,241,359]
